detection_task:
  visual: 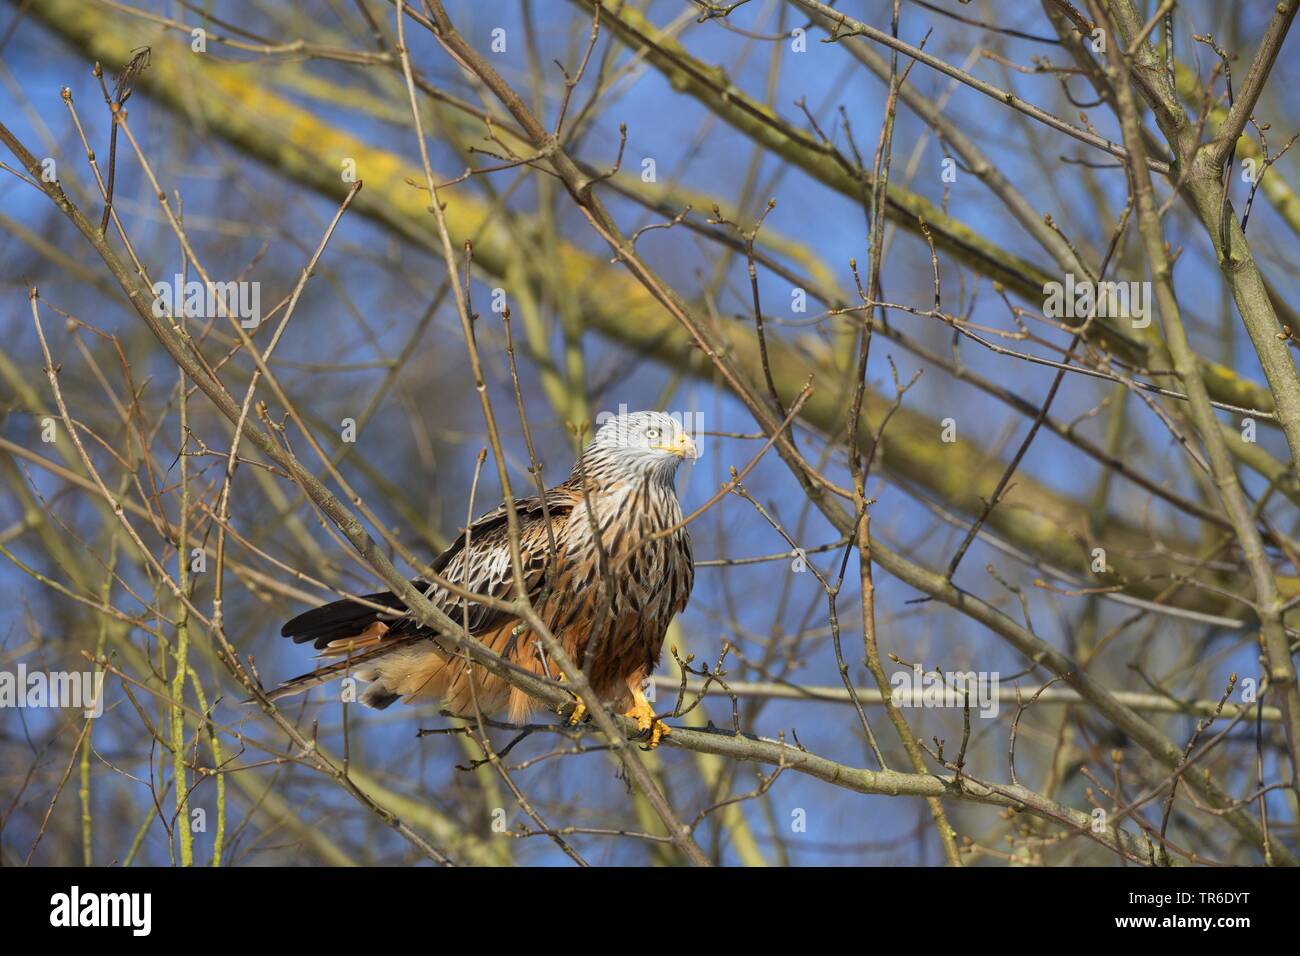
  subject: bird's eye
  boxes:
[644,426,661,441]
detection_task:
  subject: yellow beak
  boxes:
[655,432,699,459]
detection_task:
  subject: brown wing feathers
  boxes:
[270,493,575,704]
[278,495,551,648]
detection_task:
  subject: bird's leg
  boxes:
[623,677,670,749]
[555,670,586,726]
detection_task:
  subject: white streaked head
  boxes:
[577,410,699,486]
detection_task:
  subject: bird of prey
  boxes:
[271,410,697,747]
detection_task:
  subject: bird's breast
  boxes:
[560,482,689,612]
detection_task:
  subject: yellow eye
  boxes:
[644,426,661,441]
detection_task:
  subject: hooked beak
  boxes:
[656,432,699,460]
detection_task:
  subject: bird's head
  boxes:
[578,410,700,487]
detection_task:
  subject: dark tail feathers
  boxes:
[280,582,425,649]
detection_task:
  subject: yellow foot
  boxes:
[624,687,671,750]
[556,670,587,726]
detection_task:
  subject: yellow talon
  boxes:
[623,684,670,749]
[556,669,587,725]
[567,700,587,726]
